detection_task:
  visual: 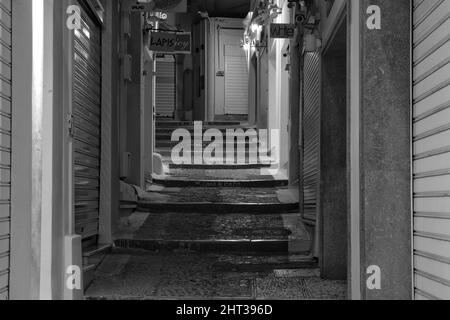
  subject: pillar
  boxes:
[349,0,412,300]
[320,18,348,281]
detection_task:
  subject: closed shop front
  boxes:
[224,45,248,115]
[301,51,320,256]
[155,55,176,118]
[213,25,249,117]
[73,1,102,247]
[412,0,450,300]
[0,0,11,300]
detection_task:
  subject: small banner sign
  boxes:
[149,32,191,54]
[270,23,296,38]
[131,0,187,13]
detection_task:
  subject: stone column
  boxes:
[320,18,348,281]
[352,0,412,300]
[126,12,145,187]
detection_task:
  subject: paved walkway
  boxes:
[86,122,346,300]
[86,250,346,300]
[160,168,277,181]
[117,212,307,242]
[141,185,299,204]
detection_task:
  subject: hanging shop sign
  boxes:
[149,31,191,54]
[148,11,169,20]
[270,23,296,38]
[131,0,187,13]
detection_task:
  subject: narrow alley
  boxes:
[85,120,346,300]
[2,0,449,302]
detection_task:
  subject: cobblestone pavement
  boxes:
[117,212,308,242]
[86,251,346,300]
[141,186,298,204]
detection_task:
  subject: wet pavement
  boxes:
[117,212,308,242]
[141,185,298,205]
[86,250,346,300]
[86,122,347,300]
[160,168,277,181]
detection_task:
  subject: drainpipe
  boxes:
[198,11,213,121]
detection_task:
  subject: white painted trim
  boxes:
[62,0,81,300]
[40,0,55,300]
[64,0,75,236]
[349,0,361,300]
[30,0,45,299]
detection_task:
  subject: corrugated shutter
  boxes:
[225,46,248,115]
[302,52,320,227]
[155,57,176,118]
[0,0,11,300]
[413,0,450,300]
[0,0,12,300]
[73,2,102,243]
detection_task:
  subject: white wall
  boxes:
[266,0,291,175]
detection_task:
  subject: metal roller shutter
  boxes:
[225,45,248,115]
[412,0,450,300]
[155,56,176,118]
[302,52,321,227]
[73,2,102,244]
[0,0,11,300]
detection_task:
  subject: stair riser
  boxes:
[168,163,274,169]
[83,268,96,291]
[156,128,257,135]
[156,141,261,148]
[156,121,242,127]
[114,239,309,255]
[157,151,273,159]
[137,203,299,214]
[82,245,112,291]
[152,179,289,188]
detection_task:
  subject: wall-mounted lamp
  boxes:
[251,23,263,33]
[269,5,283,19]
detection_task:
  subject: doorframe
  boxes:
[319,0,360,299]
[143,46,155,181]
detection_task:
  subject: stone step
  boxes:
[114,239,310,255]
[156,148,273,158]
[156,121,242,127]
[212,255,318,272]
[156,132,258,139]
[114,212,310,255]
[82,244,112,290]
[151,178,289,188]
[83,264,97,291]
[155,140,261,148]
[84,250,335,301]
[139,186,299,214]
[167,162,274,170]
[137,202,299,214]
[155,127,257,134]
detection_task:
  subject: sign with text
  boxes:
[270,23,296,38]
[149,32,191,54]
[131,0,187,13]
